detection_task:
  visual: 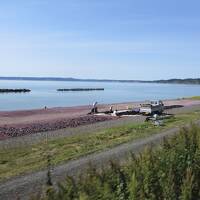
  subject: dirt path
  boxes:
[1,121,200,200]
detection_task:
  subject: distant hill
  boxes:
[0,76,148,83]
[154,78,200,85]
[0,77,200,85]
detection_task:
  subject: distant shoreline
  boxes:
[0,76,200,85]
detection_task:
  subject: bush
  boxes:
[36,125,200,200]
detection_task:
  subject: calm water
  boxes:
[0,80,200,111]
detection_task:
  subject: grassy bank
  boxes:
[189,96,200,100]
[1,111,200,181]
[37,125,200,200]
[184,96,200,100]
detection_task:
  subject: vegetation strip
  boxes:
[186,96,200,100]
[0,111,200,181]
[36,125,200,200]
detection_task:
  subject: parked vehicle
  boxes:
[139,100,164,115]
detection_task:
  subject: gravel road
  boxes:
[0,125,184,200]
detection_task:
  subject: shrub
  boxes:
[36,125,200,200]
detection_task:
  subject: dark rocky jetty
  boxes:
[57,88,104,91]
[0,89,31,93]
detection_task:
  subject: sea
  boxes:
[0,80,200,111]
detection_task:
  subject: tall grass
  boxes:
[36,125,200,200]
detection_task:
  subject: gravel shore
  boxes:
[0,99,200,140]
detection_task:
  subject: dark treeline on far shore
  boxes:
[155,78,200,84]
[0,76,200,85]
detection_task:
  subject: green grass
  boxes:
[191,96,200,100]
[1,111,200,181]
[185,96,200,100]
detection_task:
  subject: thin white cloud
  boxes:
[0,33,199,55]
[0,37,159,54]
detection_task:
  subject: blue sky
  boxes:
[0,0,200,80]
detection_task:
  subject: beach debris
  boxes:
[145,115,164,126]
[112,110,118,116]
[93,101,98,113]
[145,112,174,126]
[88,101,98,114]
[164,105,184,110]
[153,120,164,126]
[146,113,173,121]
[111,109,139,117]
